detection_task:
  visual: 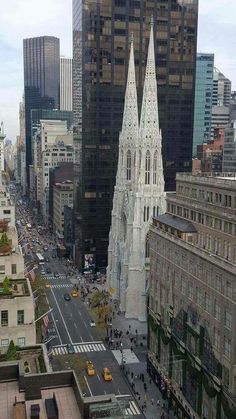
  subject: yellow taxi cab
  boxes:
[71,290,79,298]
[45,283,51,288]
[86,361,96,376]
[102,367,112,381]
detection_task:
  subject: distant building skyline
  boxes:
[23,35,60,180]
[193,53,214,157]
[60,57,72,111]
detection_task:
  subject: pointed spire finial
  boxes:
[120,31,139,140]
[130,32,134,44]
[150,15,154,27]
[140,20,161,140]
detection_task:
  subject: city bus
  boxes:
[36,253,45,265]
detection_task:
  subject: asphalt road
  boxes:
[16,198,138,403]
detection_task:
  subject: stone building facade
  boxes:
[148,173,236,419]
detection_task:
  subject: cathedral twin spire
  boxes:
[121,21,161,147]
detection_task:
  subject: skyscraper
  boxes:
[23,36,60,177]
[192,53,214,156]
[60,58,73,111]
[73,0,198,270]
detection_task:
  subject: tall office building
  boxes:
[212,68,232,107]
[23,36,60,178]
[60,58,73,111]
[192,53,214,156]
[73,0,198,270]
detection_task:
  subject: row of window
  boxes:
[151,241,234,299]
[144,206,159,222]
[1,337,25,347]
[1,310,24,327]
[0,264,17,275]
[126,150,159,185]
[177,185,236,209]
[213,329,232,360]
[168,203,236,237]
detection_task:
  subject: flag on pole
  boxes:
[43,314,49,329]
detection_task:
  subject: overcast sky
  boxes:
[0,0,236,141]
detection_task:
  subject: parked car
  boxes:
[64,293,71,301]
[90,320,96,327]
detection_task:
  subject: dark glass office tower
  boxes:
[23,36,60,177]
[73,0,198,270]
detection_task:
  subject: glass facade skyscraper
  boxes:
[193,53,214,156]
[73,0,198,270]
[23,36,60,176]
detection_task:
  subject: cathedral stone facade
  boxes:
[107,24,166,321]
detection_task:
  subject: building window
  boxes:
[145,240,150,258]
[1,310,8,327]
[204,292,210,312]
[213,328,220,351]
[3,210,10,214]
[215,274,222,292]
[196,288,202,306]
[224,310,232,330]
[1,339,9,347]
[226,281,232,298]
[0,265,5,274]
[224,337,231,359]
[17,310,24,325]
[153,151,157,184]
[214,300,221,321]
[126,150,131,180]
[18,337,25,347]
[188,283,193,300]
[145,151,151,184]
[11,264,17,275]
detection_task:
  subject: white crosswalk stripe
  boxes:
[49,284,73,289]
[52,341,106,356]
[124,401,140,416]
[43,274,67,280]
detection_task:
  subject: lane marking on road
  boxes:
[84,375,93,397]
[45,294,62,345]
[73,321,78,329]
[50,287,73,344]
[97,375,101,381]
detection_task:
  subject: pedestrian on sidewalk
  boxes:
[151,398,154,406]
[157,399,160,406]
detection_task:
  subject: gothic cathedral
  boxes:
[107,23,166,321]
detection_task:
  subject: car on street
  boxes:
[102,367,112,381]
[54,272,60,278]
[46,268,51,274]
[90,320,96,327]
[86,361,96,376]
[71,290,79,298]
[43,246,48,251]
[67,343,75,354]
[64,293,71,301]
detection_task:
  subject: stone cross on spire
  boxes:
[139,21,160,143]
[121,34,139,142]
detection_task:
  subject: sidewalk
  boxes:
[110,311,174,419]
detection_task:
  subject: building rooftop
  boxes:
[0,278,30,299]
[176,172,236,190]
[0,381,82,419]
[154,214,197,233]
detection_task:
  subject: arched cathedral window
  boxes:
[153,151,157,184]
[145,239,150,258]
[126,150,131,180]
[145,151,150,184]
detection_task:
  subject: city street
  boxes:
[16,198,144,416]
